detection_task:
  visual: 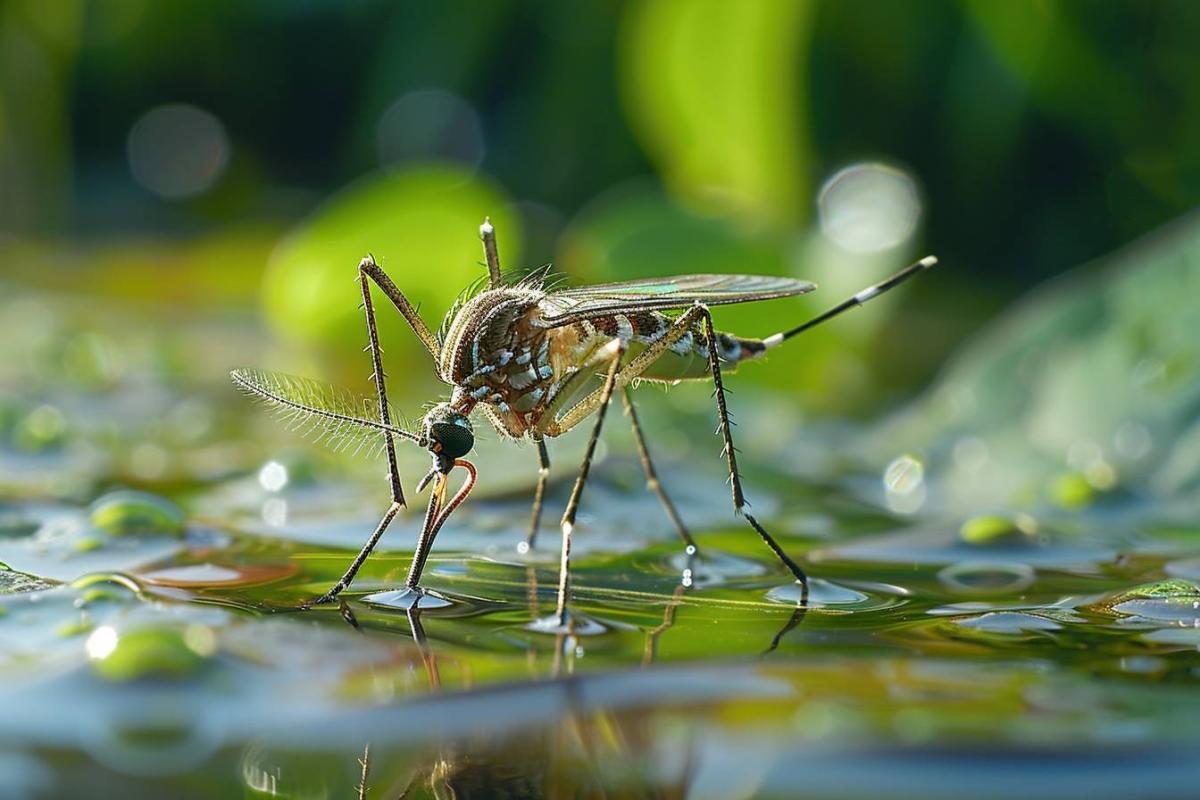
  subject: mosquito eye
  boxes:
[431,422,474,458]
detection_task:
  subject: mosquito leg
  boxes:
[309,502,402,605]
[524,436,551,552]
[358,263,405,509]
[696,302,809,595]
[555,348,623,627]
[539,305,709,437]
[404,483,444,588]
[358,255,442,369]
[309,263,411,605]
[623,386,697,555]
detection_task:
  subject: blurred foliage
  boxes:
[866,209,1200,515]
[2,5,1200,794]
[262,166,518,394]
[1,0,1198,415]
[621,0,813,229]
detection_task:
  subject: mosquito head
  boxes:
[423,403,474,473]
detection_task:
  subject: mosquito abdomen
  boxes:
[583,311,766,382]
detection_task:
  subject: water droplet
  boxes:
[667,549,766,588]
[681,566,694,583]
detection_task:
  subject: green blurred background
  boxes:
[3,0,1199,415]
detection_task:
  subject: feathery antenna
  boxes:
[230,368,421,456]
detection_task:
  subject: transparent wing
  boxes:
[538,274,816,326]
[230,368,420,457]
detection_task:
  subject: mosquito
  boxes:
[232,219,936,622]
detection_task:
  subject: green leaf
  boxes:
[261,165,519,399]
[620,0,814,229]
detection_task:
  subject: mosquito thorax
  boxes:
[423,403,474,471]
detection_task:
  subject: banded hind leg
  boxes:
[623,387,697,556]
[539,307,807,615]
[695,302,808,596]
[553,348,624,627]
[544,306,806,591]
[311,258,431,605]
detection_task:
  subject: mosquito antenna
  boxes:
[763,256,937,348]
[230,368,423,446]
[480,217,502,288]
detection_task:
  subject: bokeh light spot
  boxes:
[818,163,920,253]
[262,498,288,528]
[1114,421,1152,461]
[127,103,229,199]
[257,461,289,492]
[376,89,484,171]
[952,436,990,473]
[85,626,119,660]
[883,453,926,514]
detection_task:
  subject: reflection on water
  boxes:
[3,252,1200,799]
[3,481,1200,797]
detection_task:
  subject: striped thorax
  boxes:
[438,286,769,439]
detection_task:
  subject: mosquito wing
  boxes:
[230,368,420,456]
[537,274,816,326]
